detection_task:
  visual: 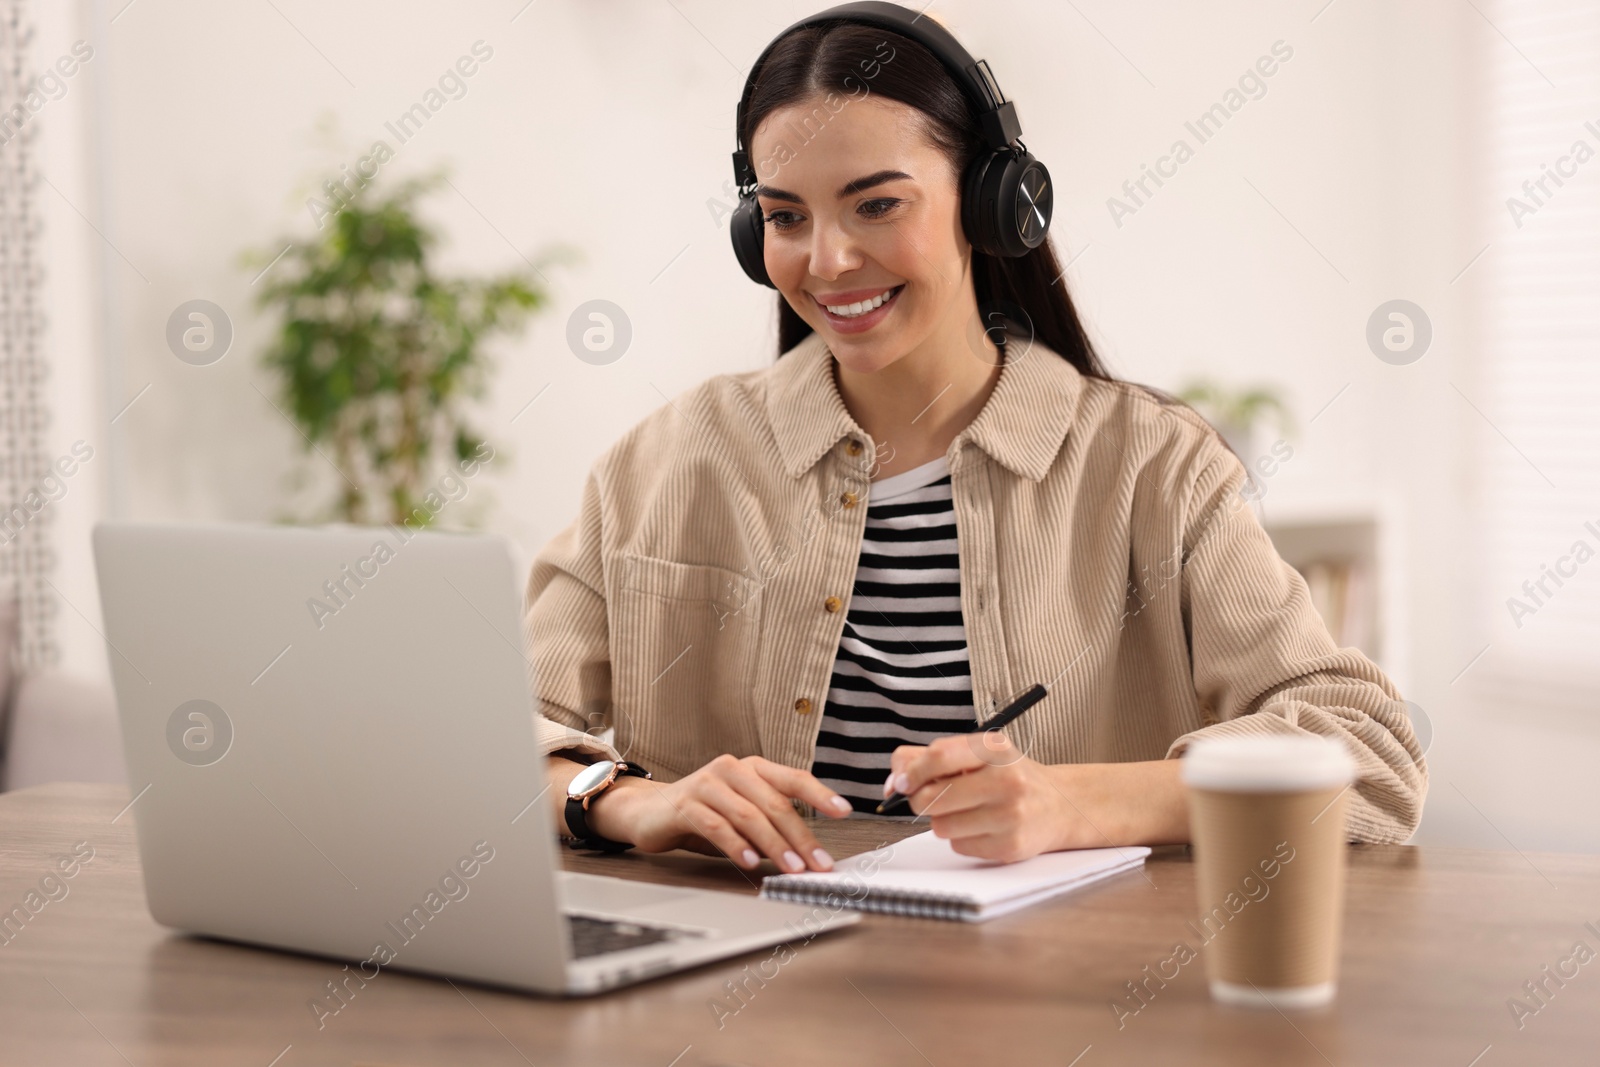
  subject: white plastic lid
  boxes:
[1180,734,1356,792]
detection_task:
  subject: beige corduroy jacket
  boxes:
[523,330,1427,843]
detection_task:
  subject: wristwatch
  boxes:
[564,759,651,852]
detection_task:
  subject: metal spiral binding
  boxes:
[761,880,973,921]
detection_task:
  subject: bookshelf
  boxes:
[1262,513,1385,664]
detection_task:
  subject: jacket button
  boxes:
[794,698,813,715]
[846,439,863,456]
[824,595,842,613]
[840,491,858,508]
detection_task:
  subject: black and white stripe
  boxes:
[811,456,977,814]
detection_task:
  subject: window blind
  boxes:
[1476,1,1600,707]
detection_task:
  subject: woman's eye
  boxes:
[763,199,901,231]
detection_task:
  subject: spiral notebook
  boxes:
[759,831,1151,922]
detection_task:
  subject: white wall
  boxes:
[35,0,1599,850]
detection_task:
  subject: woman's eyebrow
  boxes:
[755,168,914,205]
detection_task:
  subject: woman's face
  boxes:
[750,93,972,375]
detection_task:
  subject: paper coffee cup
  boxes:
[1181,734,1357,1009]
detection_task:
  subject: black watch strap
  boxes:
[564,762,650,852]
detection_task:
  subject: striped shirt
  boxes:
[810,455,979,813]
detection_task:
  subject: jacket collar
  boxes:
[765,329,1086,482]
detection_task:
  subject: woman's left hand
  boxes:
[887,734,1190,862]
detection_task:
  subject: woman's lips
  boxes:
[815,284,904,335]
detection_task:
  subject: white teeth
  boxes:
[824,287,898,317]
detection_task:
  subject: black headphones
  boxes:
[729,1,1053,289]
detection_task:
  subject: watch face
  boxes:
[568,760,618,799]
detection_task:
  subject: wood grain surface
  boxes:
[2,782,1597,1066]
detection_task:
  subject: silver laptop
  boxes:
[92,521,857,995]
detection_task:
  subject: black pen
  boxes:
[875,683,1049,815]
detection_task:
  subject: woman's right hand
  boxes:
[585,754,854,873]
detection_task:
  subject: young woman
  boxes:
[527,13,1426,875]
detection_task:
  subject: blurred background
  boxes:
[2,0,1596,854]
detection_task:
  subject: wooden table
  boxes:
[3,783,1597,1066]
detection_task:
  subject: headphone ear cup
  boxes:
[1005,155,1053,256]
[962,150,1053,259]
[960,153,999,257]
[730,195,776,289]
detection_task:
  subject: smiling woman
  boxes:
[524,2,1428,875]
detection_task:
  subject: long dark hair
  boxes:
[739,19,1112,381]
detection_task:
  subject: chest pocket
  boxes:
[610,554,762,776]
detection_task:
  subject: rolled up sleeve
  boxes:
[1165,450,1428,844]
[524,469,622,765]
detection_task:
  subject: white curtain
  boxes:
[0,0,56,670]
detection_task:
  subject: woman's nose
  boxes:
[807,217,862,280]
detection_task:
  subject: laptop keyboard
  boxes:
[565,913,703,959]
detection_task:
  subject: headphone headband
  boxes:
[731,2,1022,192]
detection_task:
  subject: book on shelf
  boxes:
[1297,558,1373,650]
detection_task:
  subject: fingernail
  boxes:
[830,795,853,813]
[881,773,895,798]
[782,850,803,872]
[812,848,834,869]
[741,849,759,868]
[894,774,910,794]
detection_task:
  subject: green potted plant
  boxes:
[245,170,555,527]
[1176,379,1295,460]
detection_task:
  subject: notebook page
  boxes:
[967,853,1150,920]
[762,830,1150,910]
